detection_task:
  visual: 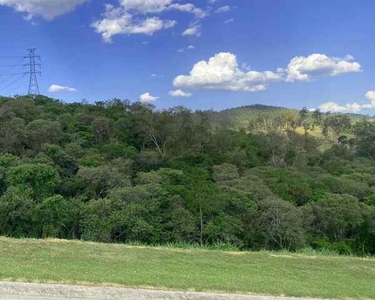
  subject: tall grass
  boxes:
[124,241,374,258]
[126,241,241,251]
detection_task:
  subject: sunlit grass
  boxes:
[0,237,374,299]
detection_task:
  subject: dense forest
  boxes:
[1,95,375,255]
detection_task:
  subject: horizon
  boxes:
[0,0,374,114]
[5,94,375,118]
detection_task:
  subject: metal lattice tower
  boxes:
[24,48,41,96]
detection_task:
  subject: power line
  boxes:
[0,64,25,67]
[0,74,27,94]
[10,82,28,95]
[0,76,24,89]
[0,72,27,76]
[0,62,25,75]
[0,56,23,59]
[3,80,28,96]
[0,66,27,88]
[0,48,42,96]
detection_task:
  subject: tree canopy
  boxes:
[0,95,374,255]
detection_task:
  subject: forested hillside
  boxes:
[211,104,375,131]
[1,95,375,255]
[210,104,290,130]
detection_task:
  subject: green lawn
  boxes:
[0,237,374,299]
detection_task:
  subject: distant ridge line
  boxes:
[219,104,289,113]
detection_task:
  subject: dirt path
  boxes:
[0,282,322,300]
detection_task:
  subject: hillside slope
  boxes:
[210,104,289,129]
[1,95,375,257]
[211,104,375,130]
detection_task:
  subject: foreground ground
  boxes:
[0,238,374,299]
[0,282,321,300]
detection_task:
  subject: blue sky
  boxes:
[0,0,374,113]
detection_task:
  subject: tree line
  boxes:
[0,95,374,255]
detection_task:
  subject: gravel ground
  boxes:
[0,282,322,300]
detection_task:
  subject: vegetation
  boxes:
[0,95,375,256]
[1,237,374,299]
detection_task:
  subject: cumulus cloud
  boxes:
[119,0,207,18]
[182,23,201,37]
[286,53,361,82]
[319,102,362,113]
[173,52,363,94]
[173,52,284,92]
[366,91,375,102]
[140,92,159,102]
[0,0,88,20]
[49,84,78,93]
[319,91,375,113]
[93,0,206,42]
[92,4,176,43]
[169,89,192,97]
[168,3,207,18]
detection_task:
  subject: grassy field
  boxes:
[0,238,375,299]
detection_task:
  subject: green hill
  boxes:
[0,95,375,259]
[210,104,290,129]
[211,104,375,130]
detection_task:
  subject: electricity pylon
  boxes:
[24,48,41,96]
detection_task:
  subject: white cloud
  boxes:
[119,0,172,13]
[140,92,159,102]
[216,5,230,13]
[366,91,375,102]
[319,91,375,113]
[286,53,361,82]
[151,73,164,78]
[168,3,207,18]
[49,84,78,93]
[319,102,362,113]
[182,24,201,37]
[94,0,207,41]
[178,45,195,53]
[224,18,234,24]
[173,52,284,92]
[344,54,355,61]
[92,4,176,43]
[119,0,207,18]
[0,0,88,20]
[173,52,363,94]
[169,89,192,97]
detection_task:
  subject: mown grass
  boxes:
[0,237,375,299]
